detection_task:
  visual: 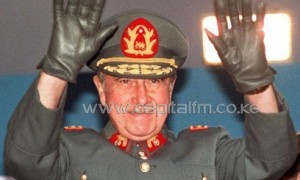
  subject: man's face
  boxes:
[93,74,175,141]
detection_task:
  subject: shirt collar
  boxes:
[103,121,169,158]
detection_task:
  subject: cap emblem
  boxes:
[121,18,159,58]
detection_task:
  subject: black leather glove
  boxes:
[38,0,117,83]
[205,0,275,93]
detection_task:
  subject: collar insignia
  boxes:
[108,132,167,156]
[146,133,167,153]
[109,133,129,151]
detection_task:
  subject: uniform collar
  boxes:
[103,121,168,158]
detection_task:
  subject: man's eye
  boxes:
[150,79,162,84]
[119,79,130,83]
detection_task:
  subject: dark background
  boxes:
[1,0,300,74]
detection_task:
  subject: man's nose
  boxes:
[133,80,151,104]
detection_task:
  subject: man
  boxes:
[4,0,297,179]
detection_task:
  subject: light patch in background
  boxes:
[0,176,15,180]
[202,14,292,65]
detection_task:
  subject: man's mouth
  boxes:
[128,105,155,114]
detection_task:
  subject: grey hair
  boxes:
[97,72,177,90]
[97,72,106,84]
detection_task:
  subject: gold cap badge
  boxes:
[121,18,159,58]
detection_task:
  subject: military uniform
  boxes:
[4,79,297,180]
[4,8,297,180]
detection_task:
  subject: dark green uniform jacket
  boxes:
[4,80,297,180]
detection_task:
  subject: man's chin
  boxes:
[125,128,158,141]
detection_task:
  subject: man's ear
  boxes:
[93,75,106,106]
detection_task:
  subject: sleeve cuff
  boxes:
[7,77,66,154]
[244,90,297,161]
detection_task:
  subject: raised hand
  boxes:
[206,0,275,94]
[38,0,118,83]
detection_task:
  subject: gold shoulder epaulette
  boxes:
[189,125,209,132]
[64,125,84,131]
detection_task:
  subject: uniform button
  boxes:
[140,162,151,173]
[138,151,148,160]
[80,174,87,180]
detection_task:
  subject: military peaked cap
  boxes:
[87,10,189,78]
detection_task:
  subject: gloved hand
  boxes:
[38,0,118,83]
[205,0,275,94]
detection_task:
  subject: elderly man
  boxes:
[4,0,297,179]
